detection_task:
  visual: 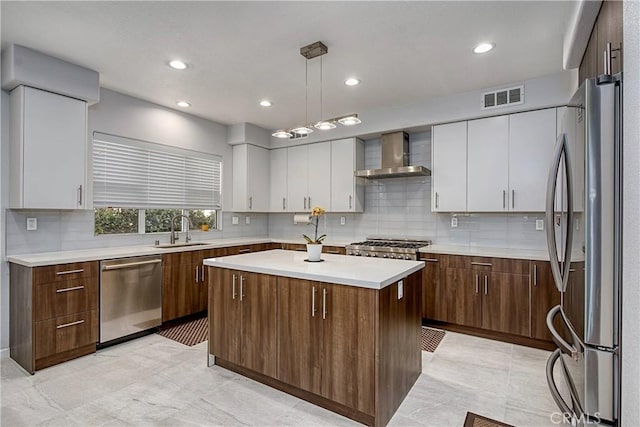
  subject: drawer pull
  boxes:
[470,262,492,267]
[238,249,252,254]
[57,319,85,329]
[102,259,161,271]
[326,250,341,254]
[56,268,84,276]
[56,285,85,293]
[422,258,439,262]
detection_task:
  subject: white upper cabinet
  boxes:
[286,142,331,212]
[467,116,510,212]
[509,108,557,212]
[432,121,468,212]
[330,138,364,212]
[9,86,88,209]
[269,148,288,212]
[232,144,270,212]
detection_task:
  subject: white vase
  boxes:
[306,244,323,262]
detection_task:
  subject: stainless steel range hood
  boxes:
[355,131,431,179]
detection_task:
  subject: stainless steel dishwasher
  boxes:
[99,255,162,344]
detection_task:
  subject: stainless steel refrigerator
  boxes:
[545,73,622,426]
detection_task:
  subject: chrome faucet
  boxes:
[170,214,193,244]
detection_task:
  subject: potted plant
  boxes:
[303,206,326,262]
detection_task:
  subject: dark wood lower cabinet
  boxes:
[531,261,560,341]
[482,272,529,336]
[448,267,482,328]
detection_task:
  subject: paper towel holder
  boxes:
[293,214,312,225]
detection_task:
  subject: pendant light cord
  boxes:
[320,55,323,121]
[305,59,309,126]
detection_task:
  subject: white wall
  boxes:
[270,70,577,147]
[621,1,640,424]
[1,90,9,353]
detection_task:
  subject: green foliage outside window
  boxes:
[95,208,217,235]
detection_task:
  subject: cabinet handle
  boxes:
[57,319,84,329]
[349,195,352,210]
[503,190,506,209]
[56,269,84,276]
[322,288,327,319]
[232,274,237,300]
[422,258,439,262]
[326,250,340,254]
[56,285,84,293]
[201,265,205,283]
[512,189,515,209]
[303,197,307,210]
[249,196,252,210]
[308,196,311,207]
[195,266,199,283]
[311,286,317,317]
[484,276,488,295]
[283,198,286,211]
[435,192,439,209]
[569,268,576,272]
[470,262,492,267]
[533,264,537,286]
[78,185,83,207]
[238,248,252,254]
[240,276,245,301]
[475,274,479,294]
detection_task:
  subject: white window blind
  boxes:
[93,133,222,209]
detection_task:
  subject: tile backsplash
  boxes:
[5,131,548,255]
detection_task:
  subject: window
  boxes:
[92,133,222,235]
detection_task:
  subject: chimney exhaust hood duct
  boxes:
[355,131,431,179]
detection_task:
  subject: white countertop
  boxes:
[419,245,552,261]
[204,249,425,290]
[5,238,352,267]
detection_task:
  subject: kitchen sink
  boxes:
[153,242,210,248]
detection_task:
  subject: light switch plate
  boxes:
[451,217,458,228]
[536,219,544,231]
[245,216,251,225]
[26,218,37,231]
[340,216,346,226]
[232,216,239,225]
[397,280,404,300]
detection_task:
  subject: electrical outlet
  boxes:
[536,219,544,231]
[26,218,37,231]
[340,216,346,226]
[232,216,239,225]
[245,216,251,225]
[451,217,458,228]
[397,280,404,300]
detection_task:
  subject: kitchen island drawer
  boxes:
[34,310,98,360]
[33,261,98,285]
[34,277,98,321]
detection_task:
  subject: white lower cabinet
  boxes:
[432,121,468,212]
[10,85,88,209]
[232,144,270,212]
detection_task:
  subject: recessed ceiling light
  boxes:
[176,101,191,107]
[344,78,360,86]
[259,100,272,107]
[473,43,495,54]
[169,60,188,70]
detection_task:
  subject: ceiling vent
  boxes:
[481,85,524,110]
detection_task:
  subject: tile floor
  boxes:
[1,331,558,426]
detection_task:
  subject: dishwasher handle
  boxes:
[102,259,162,271]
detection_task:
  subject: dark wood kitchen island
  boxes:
[204,249,424,426]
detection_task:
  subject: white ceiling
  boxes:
[1,1,576,132]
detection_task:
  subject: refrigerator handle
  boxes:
[546,305,582,360]
[546,349,583,422]
[545,134,574,292]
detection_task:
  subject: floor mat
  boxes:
[421,327,445,352]
[463,412,514,427]
[158,316,208,347]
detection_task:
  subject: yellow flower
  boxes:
[311,206,325,216]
